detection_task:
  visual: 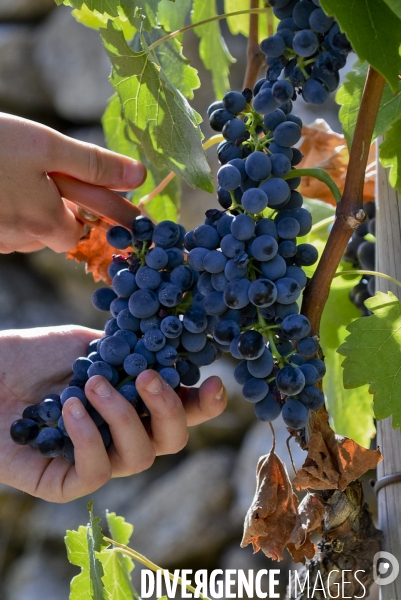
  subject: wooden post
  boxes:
[375,156,401,600]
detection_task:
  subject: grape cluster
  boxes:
[9,218,222,463]
[256,0,352,105]
[344,201,376,316]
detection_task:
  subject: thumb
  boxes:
[47,131,147,190]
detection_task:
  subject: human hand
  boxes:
[0,113,147,254]
[0,326,227,502]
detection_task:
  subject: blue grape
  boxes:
[243,378,270,403]
[112,269,138,298]
[217,140,242,163]
[92,287,117,311]
[274,301,300,319]
[213,319,240,345]
[247,347,274,378]
[177,361,201,386]
[161,316,183,338]
[293,30,319,57]
[72,357,92,381]
[159,367,180,389]
[129,289,160,318]
[277,217,301,239]
[132,216,154,241]
[220,234,245,257]
[248,278,277,307]
[254,394,282,422]
[245,151,272,181]
[197,272,215,295]
[293,1,315,28]
[222,118,247,143]
[203,291,227,315]
[116,308,140,332]
[36,428,65,457]
[110,297,128,317]
[181,330,207,353]
[158,283,183,308]
[253,88,280,114]
[285,266,307,288]
[134,339,156,365]
[225,257,248,281]
[106,226,132,249]
[87,361,114,382]
[145,247,168,269]
[275,277,301,304]
[140,315,161,334]
[166,247,184,269]
[10,418,40,445]
[298,386,325,410]
[234,360,253,385]
[156,344,179,366]
[305,358,326,379]
[259,177,290,207]
[231,214,255,241]
[270,153,292,178]
[114,329,138,350]
[255,218,278,239]
[278,240,297,258]
[188,247,209,271]
[282,399,309,428]
[210,108,235,132]
[144,329,166,352]
[276,366,305,395]
[241,188,268,214]
[123,353,148,377]
[135,266,162,290]
[38,398,62,423]
[207,100,224,117]
[299,363,320,386]
[260,254,287,280]
[60,386,88,406]
[272,80,294,102]
[203,250,228,273]
[302,78,330,104]
[223,278,251,309]
[119,382,140,405]
[260,34,286,57]
[170,265,194,290]
[238,330,265,360]
[183,307,208,333]
[295,243,319,266]
[223,90,247,113]
[152,220,180,248]
[309,7,334,32]
[104,318,120,336]
[297,337,318,358]
[250,235,278,261]
[193,224,221,250]
[211,271,229,292]
[274,121,302,147]
[217,164,242,191]
[281,314,311,339]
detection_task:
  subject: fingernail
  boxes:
[145,375,163,394]
[215,385,226,401]
[124,161,146,187]
[93,378,111,397]
[68,399,86,419]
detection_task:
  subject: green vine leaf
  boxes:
[157,0,191,38]
[65,502,108,600]
[319,0,401,90]
[379,118,401,193]
[321,277,374,448]
[101,22,213,192]
[98,512,138,600]
[102,95,180,221]
[191,0,236,100]
[224,0,273,41]
[337,60,401,149]
[382,0,401,18]
[338,291,401,430]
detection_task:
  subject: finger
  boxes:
[55,398,111,501]
[50,173,141,230]
[135,371,189,455]
[37,197,86,253]
[14,240,46,253]
[179,376,227,426]
[85,376,155,477]
[48,131,147,190]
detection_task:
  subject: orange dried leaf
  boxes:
[290,493,325,548]
[298,120,375,204]
[293,410,382,491]
[67,228,125,284]
[241,449,298,561]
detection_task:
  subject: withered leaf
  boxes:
[299,120,375,204]
[293,410,382,491]
[288,492,325,564]
[241,449,298,562]
[67,228,126,284]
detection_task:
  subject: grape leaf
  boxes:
[191,0,235,100]
[338,291,401,429]
[319,0,401,90]
[157,0,191,38]
[101,22,213,192]
[379,118,401,193]
[102,94,180,222]
[336,60,401,149]
[382,0,401,18]
[224,0,274,40]
[66,502,108,600]
[70,4,136,39]
[130,28,200,99]
[57,0,161,30]
[321,276,375,448]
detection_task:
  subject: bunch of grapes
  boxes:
[256,0,352,105]
[9,218,222,463]
[344,201,376,316]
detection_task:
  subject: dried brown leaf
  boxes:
[293,410,382,491]
[241,449,298,561]
[298,120,375,204]
[67,228,125,284]
[290,493,325,547]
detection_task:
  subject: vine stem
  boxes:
[243,0,266,92]
[301,66,386,334]
[148,8,267,51]
[103,537,210,600]
[334,269,401,289]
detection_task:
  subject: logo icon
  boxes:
[373,551,399,586]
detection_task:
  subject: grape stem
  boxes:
[243,0,266,93]
[301,66,386,334]
[284,168,342,204]
[148,8,268,52]
[103,537,210,600]
[334,269,401,290]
